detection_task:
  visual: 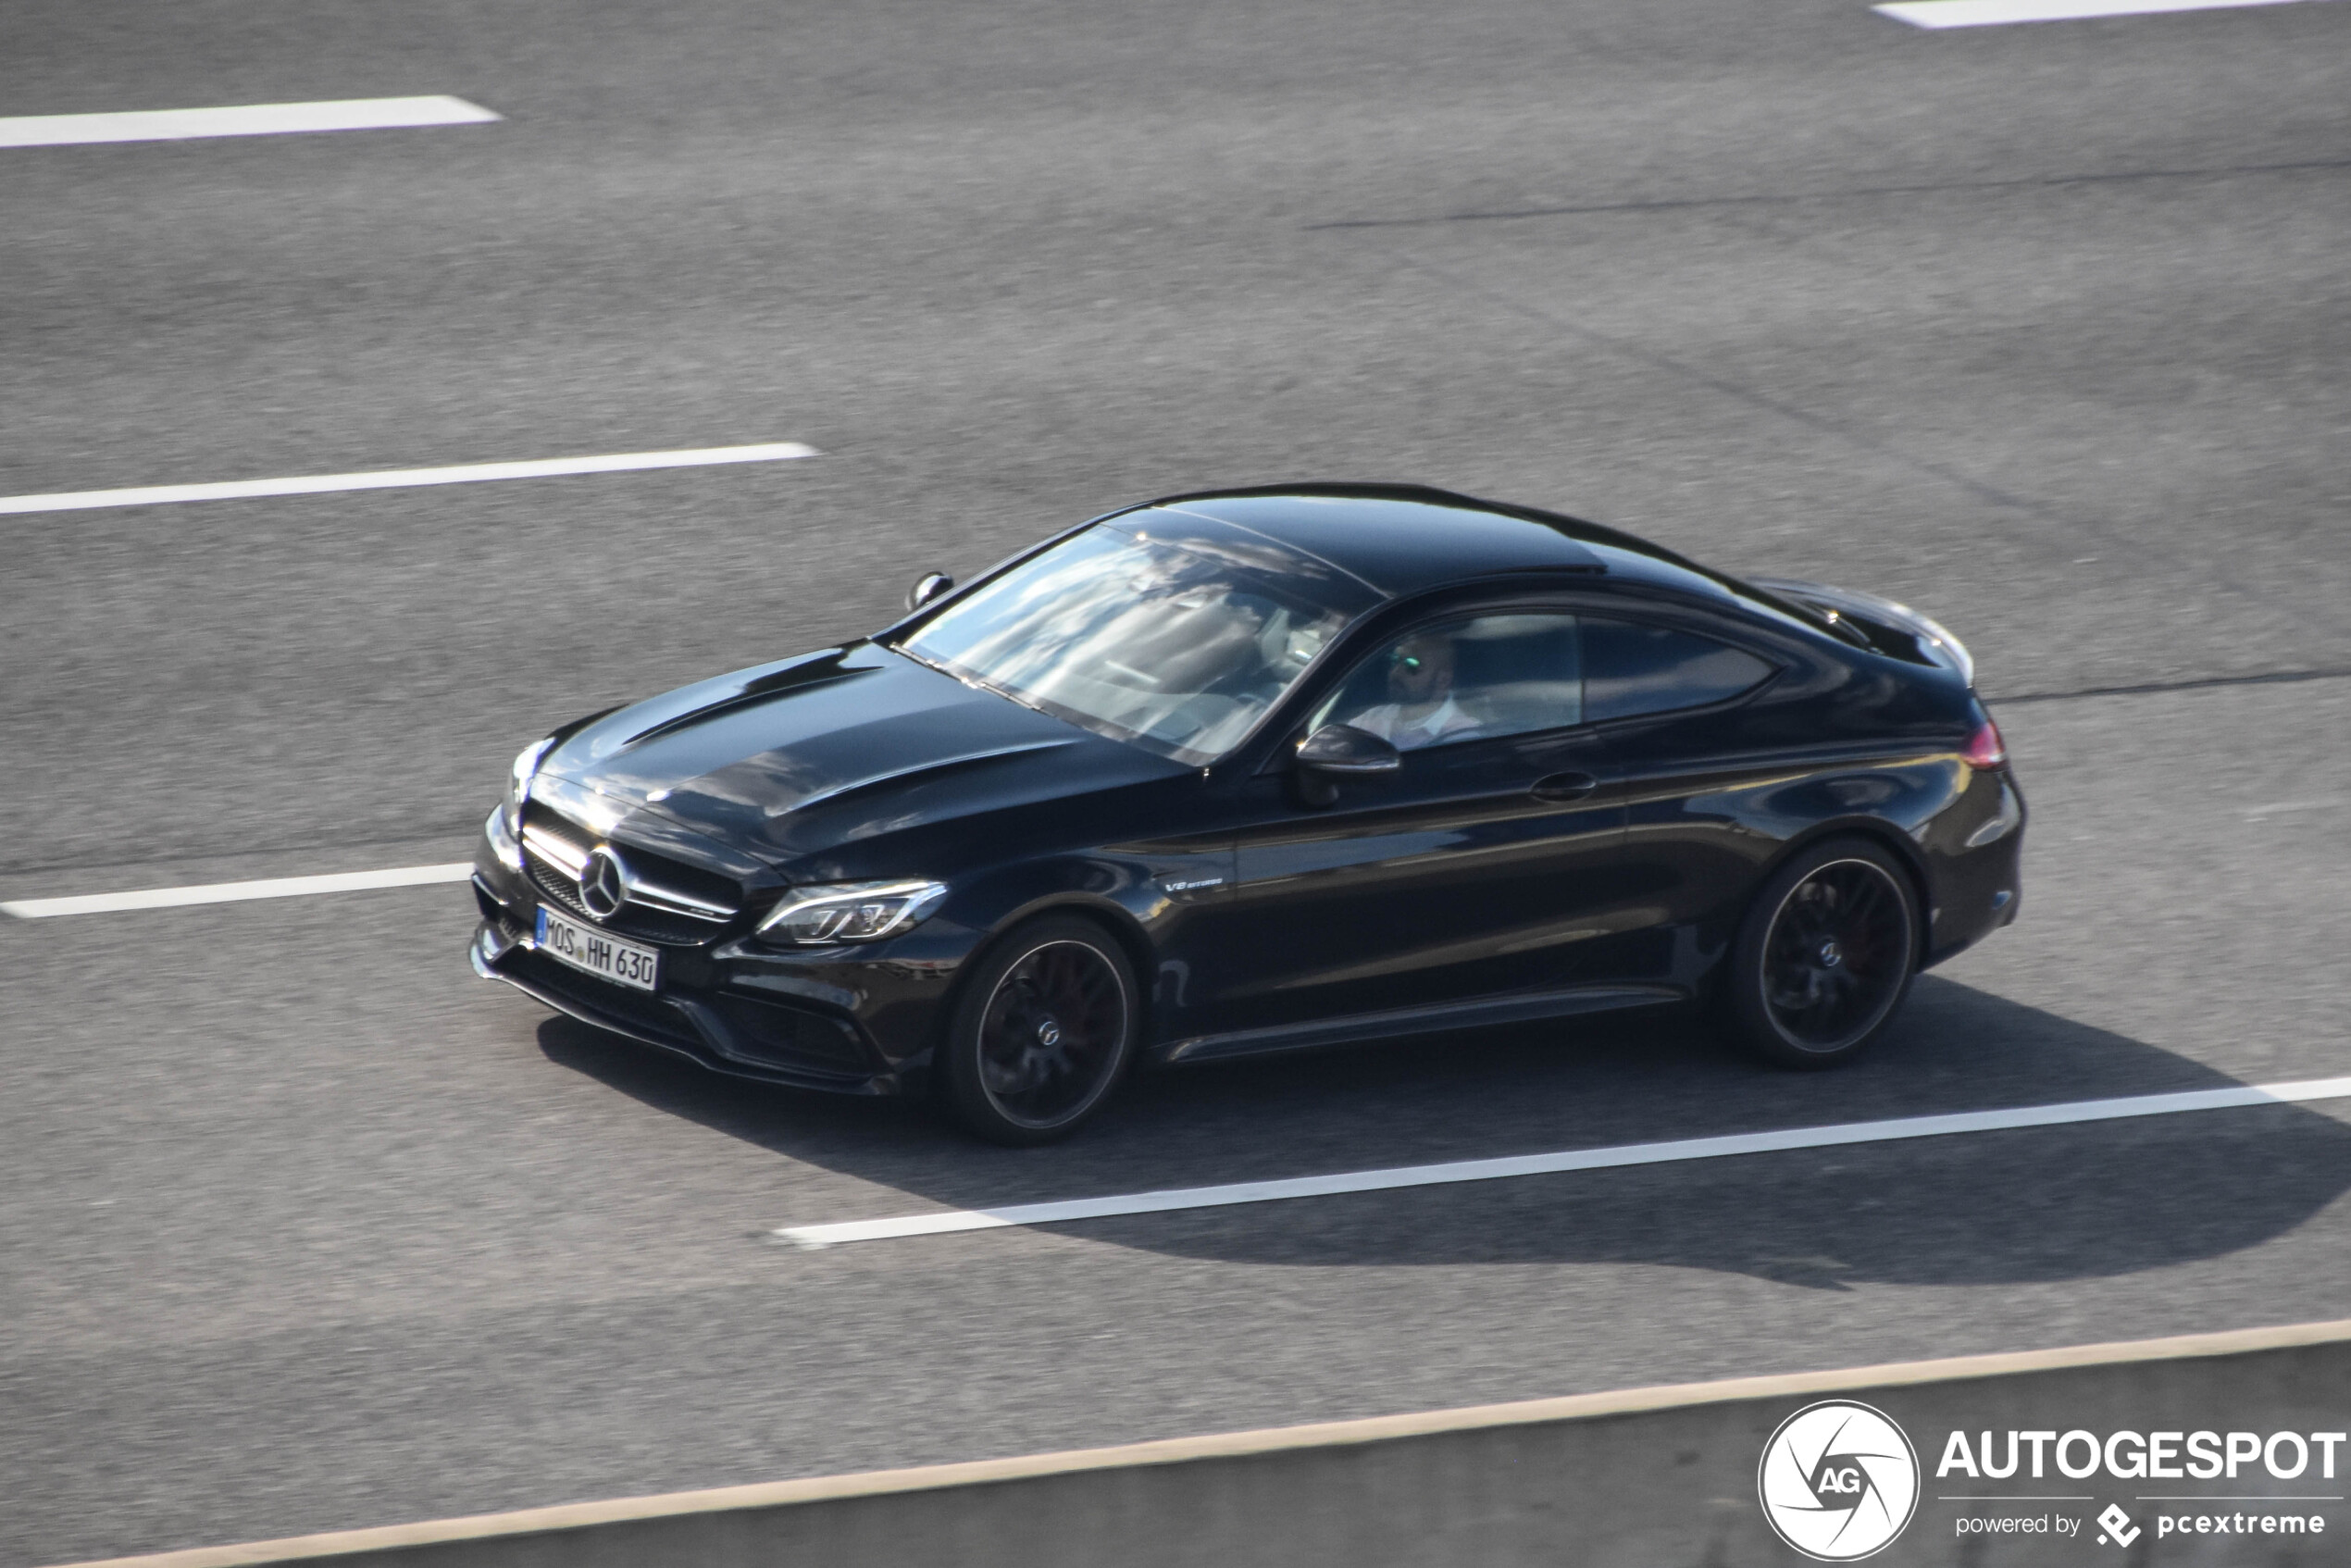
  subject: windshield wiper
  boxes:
[888,641,1058,722]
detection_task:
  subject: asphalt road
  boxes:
[3,0,2347,1561]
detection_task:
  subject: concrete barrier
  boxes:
[57,1318,2351,1568]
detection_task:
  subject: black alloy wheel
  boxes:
[940,915,1138,1144]
[1724,838,1920,1068]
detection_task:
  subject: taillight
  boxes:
[1962,719,2007,769]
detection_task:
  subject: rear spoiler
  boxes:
[1746,577,1975,687]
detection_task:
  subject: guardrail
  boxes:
[58,1318,2351,1568]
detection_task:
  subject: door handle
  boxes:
[1531,771,1598,802]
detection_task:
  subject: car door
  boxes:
[1192,610,1636,1037]
[1579,614,1804,988]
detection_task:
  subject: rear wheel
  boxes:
[939,915,1138,1145]
[1724,839,1920,1069]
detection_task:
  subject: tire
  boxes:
[939,915,1138,1145]
[1723,837,1921,1069]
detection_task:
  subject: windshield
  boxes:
[896,522,1369,765]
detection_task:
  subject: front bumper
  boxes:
[470,834,972,1097]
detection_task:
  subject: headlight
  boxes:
[755,879,949,945]
[504,737,555,826]
[483,804,526,873]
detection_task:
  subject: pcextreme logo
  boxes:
[1758,1400,1922,1561]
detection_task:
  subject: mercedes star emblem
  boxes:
[578,845,630,919]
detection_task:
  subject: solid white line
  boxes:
[775,1075,2351,1248]
[0,96,500,149]
[0,442,818,516]
[1,864,472,918]
[1875,0,2332,27]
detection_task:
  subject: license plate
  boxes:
[535,906,660,991]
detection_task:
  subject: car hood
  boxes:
[532,643,1183,870]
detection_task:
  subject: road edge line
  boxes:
[1,865,474,918]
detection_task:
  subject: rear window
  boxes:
[1582,619,1773,722]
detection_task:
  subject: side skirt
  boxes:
[1154,984,1684,1066]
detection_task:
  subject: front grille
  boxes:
[520,801,745,947]
[506,947,700,1049]
[523,849,725,945]
[522,804,742,907]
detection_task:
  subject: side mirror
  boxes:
[1293,724,1398,807]
[905,572,956,612]
[1297,724,1401,774]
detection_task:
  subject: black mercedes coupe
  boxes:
[470,485,2023,1143]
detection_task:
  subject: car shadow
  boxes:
[536,973,2351,1288]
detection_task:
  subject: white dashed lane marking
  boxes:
[0,442,818,516]
[2,865,473,918]
[1877,0,2337,26]
[0,96,500,148]
[775,1076,2351,1248]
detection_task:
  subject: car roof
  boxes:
[1125,483,1722,601]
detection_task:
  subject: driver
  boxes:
[1345,630,1484,752]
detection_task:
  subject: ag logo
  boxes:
[1758,1400,1921,1561]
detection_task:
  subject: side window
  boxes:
[1310,613,1581,753]
[1582,618,1773,722]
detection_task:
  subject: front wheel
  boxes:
[939,915,1138,1145]
[1723,839,1920,1069]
